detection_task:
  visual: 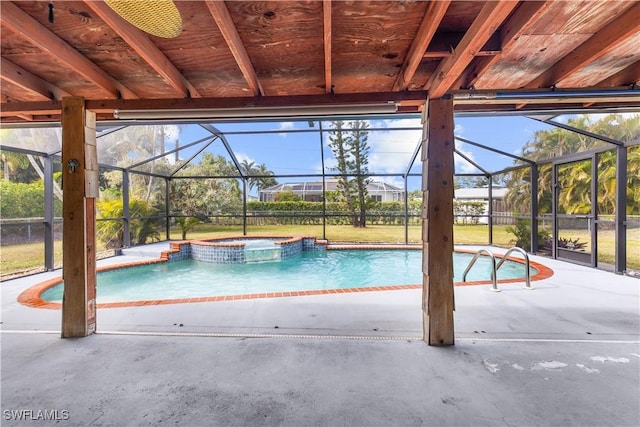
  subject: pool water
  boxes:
[41,250,535,303]
[225,238,279,249]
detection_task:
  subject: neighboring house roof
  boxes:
[454,187,508,200]
[260,179,403,194]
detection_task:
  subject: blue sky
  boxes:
[171,115,555,195]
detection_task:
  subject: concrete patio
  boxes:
[1,248,639,426]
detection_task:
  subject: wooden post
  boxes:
[61,97,98,337]
[422,97,455,346]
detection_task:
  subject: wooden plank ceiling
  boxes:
[1,0,639,123]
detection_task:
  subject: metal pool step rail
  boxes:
[462,247,533,291]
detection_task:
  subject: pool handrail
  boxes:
[496,247,533,290]
[462,248,498,291]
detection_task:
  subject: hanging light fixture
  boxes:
[105,0,183,38]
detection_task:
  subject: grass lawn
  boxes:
[2,224,637,279]
[1,241,60,279]
[170,223,514,246]
[558,227,640,268]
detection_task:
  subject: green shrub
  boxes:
[176,216,201,240]
[453,201,486,225]
[97,197,161,248]
[0,180,45,218]
[506,218,550,251]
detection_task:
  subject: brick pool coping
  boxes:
[17,241,554,310]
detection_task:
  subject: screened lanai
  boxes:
[2,0,640,345]
[2,111,638,281]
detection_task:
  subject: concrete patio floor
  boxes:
[1,247,639,426]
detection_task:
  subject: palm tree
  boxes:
[254,163,277,191]
[240,159,255,177]
[506,114,639,216]
[557,159,591,214]
[625,144,640,215]
[239,159,256,198]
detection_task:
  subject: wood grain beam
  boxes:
[422,97,455,346]
[61,97,97,338]
[459,1,552,89]
[1,57,71,101]
[595,61,640,87]
[0,2,137,100]
[0,90,427,118]
[426,1,520,99]
[393,1,450,91]
[323,0,332,94]
[84,1,200,99]
[205,0,264,96]
[0,91,429,119]
[526,2,640,88]
[423,32,502,59]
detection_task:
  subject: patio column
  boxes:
[615,145,627,273]
[61,97,98,338]
[422,97,455,346]
[43,154,55,270]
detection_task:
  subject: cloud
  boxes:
[366,118,422,174]
[320,118,482,176]
[277,122,296,137]
[234,152,255,165]
[367,119,475,175]
[454,145,480,173]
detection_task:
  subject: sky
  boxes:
[4,111,631,197]
[170,114,555,195]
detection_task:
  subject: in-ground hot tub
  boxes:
[181,236,326,264]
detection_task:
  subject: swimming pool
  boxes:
[34,249,546,305]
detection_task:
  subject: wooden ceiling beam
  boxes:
[84,1,201,99]
[0,2,137,100]
[1,57,71,101]
[323,0,332,94]
[0,91,429,117]
[423,31,501,59]
[459,1,552,89]
[525,2,640,88]
[205,0,264,96]
[595,61,640,88]
[393,0,450,91]
[426,1,519,99]
[3,89,639,122]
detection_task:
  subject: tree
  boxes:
[455,176,488,189]
[240,159,256,192]
[170,153,242,218]
[0,150,40,183]
[96,190,161,248]
[327,120,371,227]
[505,114,640,215]
[275,188,301,202]
[176,216,201,240]
[407,189,422,200]
[1,128,64,201]
[98,125,178,204]
[328,121,357,224]
[238,160,278,198]
[350,120,371,227]
[626,145,640,215]
[254,163,278,192]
